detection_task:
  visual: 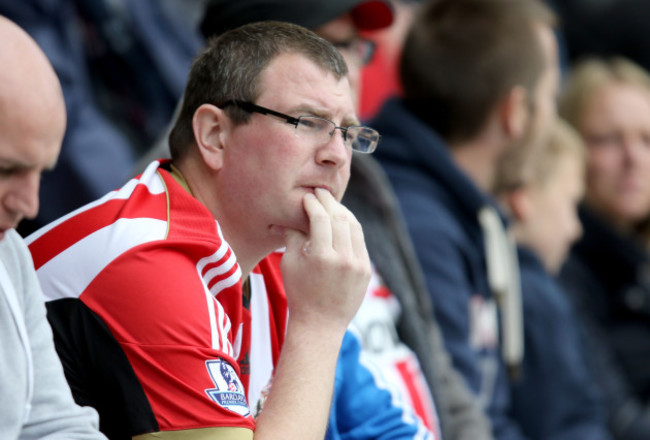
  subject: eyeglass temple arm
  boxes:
[219,100,300,125]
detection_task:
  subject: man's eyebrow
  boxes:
[291,105,360,127]
[343,117,362,127]
[290,104,325,117]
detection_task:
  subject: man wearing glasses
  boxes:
[27,21,381,440]
[134,0,488,438]
[193,2,490,440]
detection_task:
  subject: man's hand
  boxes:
[281,188,371,329]
[255,188,370,440]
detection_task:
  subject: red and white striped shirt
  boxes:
[27,160,286,435]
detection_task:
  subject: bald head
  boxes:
[0,16,65,235]
[0,16,66,142]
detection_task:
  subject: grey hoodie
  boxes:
[0,229,106,440]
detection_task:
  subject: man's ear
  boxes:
[499,86,529,139]
[505,187,533,222]
[192,103,229,170]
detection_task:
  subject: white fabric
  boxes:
[478,206,523,374]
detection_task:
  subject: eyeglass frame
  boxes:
[219,100,380,154]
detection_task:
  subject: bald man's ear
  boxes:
[192,103,228,170]
[499,86,529,139]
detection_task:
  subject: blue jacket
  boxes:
[328,332,433,440]
[512,246,611,440]
[371,98,525,440]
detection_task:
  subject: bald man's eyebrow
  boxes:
[0,159,30,170]
[0,158,56,173]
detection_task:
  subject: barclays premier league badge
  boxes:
[205,359,250,416]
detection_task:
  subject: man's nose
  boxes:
[5,171,40,220]
[316,129,350,167]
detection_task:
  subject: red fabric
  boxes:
[360,40,402,121]
[30,162,259,432]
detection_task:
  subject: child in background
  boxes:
[493,119,612,440]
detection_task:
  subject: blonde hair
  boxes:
[494,118,585,195]
[560,57,650,243]
[560,57,650,131]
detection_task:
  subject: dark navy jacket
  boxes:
[512,246,611,440]
[371,98,525,440]
[560,206,650,439]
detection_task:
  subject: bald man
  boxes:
[0,16,106,439]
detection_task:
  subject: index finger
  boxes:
[315,188,353,254]
[303,192,332,253]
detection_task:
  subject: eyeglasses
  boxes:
[220,100,380,154]
[333,37,376,66]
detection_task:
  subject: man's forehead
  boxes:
[261,51,335,79]
[257,52,357,120]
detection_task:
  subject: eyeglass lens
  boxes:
[295,117,379,153]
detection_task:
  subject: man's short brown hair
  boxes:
[400,0,556,145]
[168,21,348,160]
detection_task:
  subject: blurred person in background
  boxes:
[371,0,560,438]
[358,0,421,120]
[560,56,650,440]
[494,119,612,440]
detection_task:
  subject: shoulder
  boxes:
[26,166,171,271]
